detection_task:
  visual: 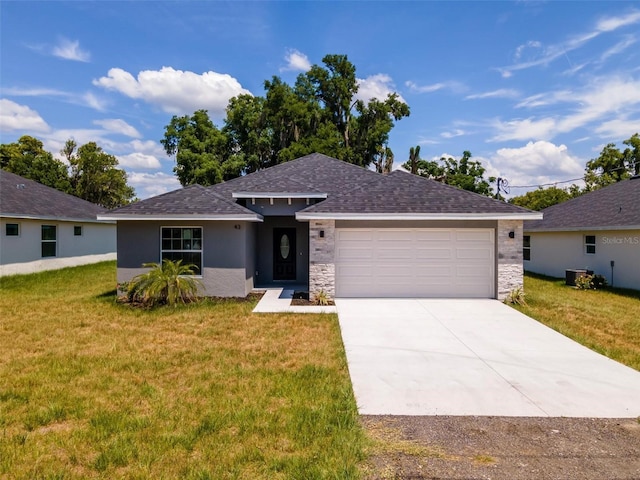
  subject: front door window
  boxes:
[273,228,296,280]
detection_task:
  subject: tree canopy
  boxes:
[401,148,495,197]
[162,54,410,186]
[507,186,581,211]
[1,135,135,209]
[584,133,639,190]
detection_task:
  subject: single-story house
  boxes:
[524,176,640,290]
[100,153,541,300]
[0,169,116,276]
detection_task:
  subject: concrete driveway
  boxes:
[336,298,640,417]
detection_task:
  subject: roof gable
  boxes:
[0,169,106,221]
[526,178,640,231]
[298,169,538,218]
[102,184,260,219]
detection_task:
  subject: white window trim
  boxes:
[523,235,531,261]
[160,226,204,277]
[584,235,596,255]
[41,224,57,258]
[5,223,20,237]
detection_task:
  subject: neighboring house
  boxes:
[100,153,541,300]
[524,177,640,291]
[0,170,116,276]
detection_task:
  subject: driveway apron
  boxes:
[335,298,640,417]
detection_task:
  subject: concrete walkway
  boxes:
[336,298,640,417]
[253,288,337,313]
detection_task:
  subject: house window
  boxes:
[161,227,202,274]
[6,223,19,236]
[41,225,57,257]
[585,235,596,255]
[523,235,531,261]
[74,226,82,236]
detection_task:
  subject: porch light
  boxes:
[320,230,325,238]
[509,231,515,238]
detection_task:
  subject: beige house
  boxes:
[0,170,116,276]
[524,177,640,291]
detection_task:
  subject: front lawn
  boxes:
[517,273,640,371]
[0,262,364,479]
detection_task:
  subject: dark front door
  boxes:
[273,228,296,281]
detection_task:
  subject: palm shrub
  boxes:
[126,259,203,307]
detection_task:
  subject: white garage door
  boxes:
[335,228,495,298]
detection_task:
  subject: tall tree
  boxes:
[65,141,135,208]
[0,136,71,192]
[161,54,410,186]
[161,110,230,186]
[402,149,494,196]
[623,133,640,176]
[584,133,639,190]
[508,186,578,211]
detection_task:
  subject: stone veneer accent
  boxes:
[497,220,524,300]
[309,219,336,299]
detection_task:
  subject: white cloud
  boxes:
[493,76,640,141]
[93,66,251,116]
[281,49,311,72]
[486,141,585,193]
[440,129,466,139]
[405,80,466,94]
[498,11,640,77]
[0,99,50,132]
[356,74,405,103]
[465,89,520,100]
[127,171,181,199]
[118,152,161,169]
[4,86,107,112]
[514,40,541,60]
[594,117,640,139]
[52,38,90,62]
[93,119,141,138]
[489,117,556,142]
[599,35,637,62]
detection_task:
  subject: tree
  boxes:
[584,133,639,190]
[373,145,394,174]
[64,140,135,208]
[0,136,71,192]
[403,149,495,196]
[161,54,410,186]
[125,259,203,307]
[508,186,577,211]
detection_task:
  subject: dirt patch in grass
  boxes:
[361,415,640,479]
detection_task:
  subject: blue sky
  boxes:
[1,1,639,199]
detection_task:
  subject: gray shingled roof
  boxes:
[102,153,540,219]
[298,169,537,216]
[525,177,640,231]
[104,184,260,218]
[1,169,107,221]
[209,153,380,198]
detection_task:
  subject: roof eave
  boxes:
[97,213,264,222]
[525,224,640,233]
[296,212,544,221]
[2,213,113,224]
[232,192,328,199]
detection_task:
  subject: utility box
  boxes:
[565,269,594,286]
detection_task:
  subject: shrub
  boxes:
[575,273,608,290]
[125,259,203,307]
[504,286,527,306]
[313,290,330,306]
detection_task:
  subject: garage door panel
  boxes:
[336,228,495,298]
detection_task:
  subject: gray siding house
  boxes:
[525,177,640,291]
[1,170,116,276]
[101,153,541,300]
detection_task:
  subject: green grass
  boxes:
[517,272,640,371]
[0,262,365,479]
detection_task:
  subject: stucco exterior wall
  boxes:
[525,229,640,291]
[0,218,116,276]
[497,220,524,301]
[116,220,255,297]
[254,216,309,286]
